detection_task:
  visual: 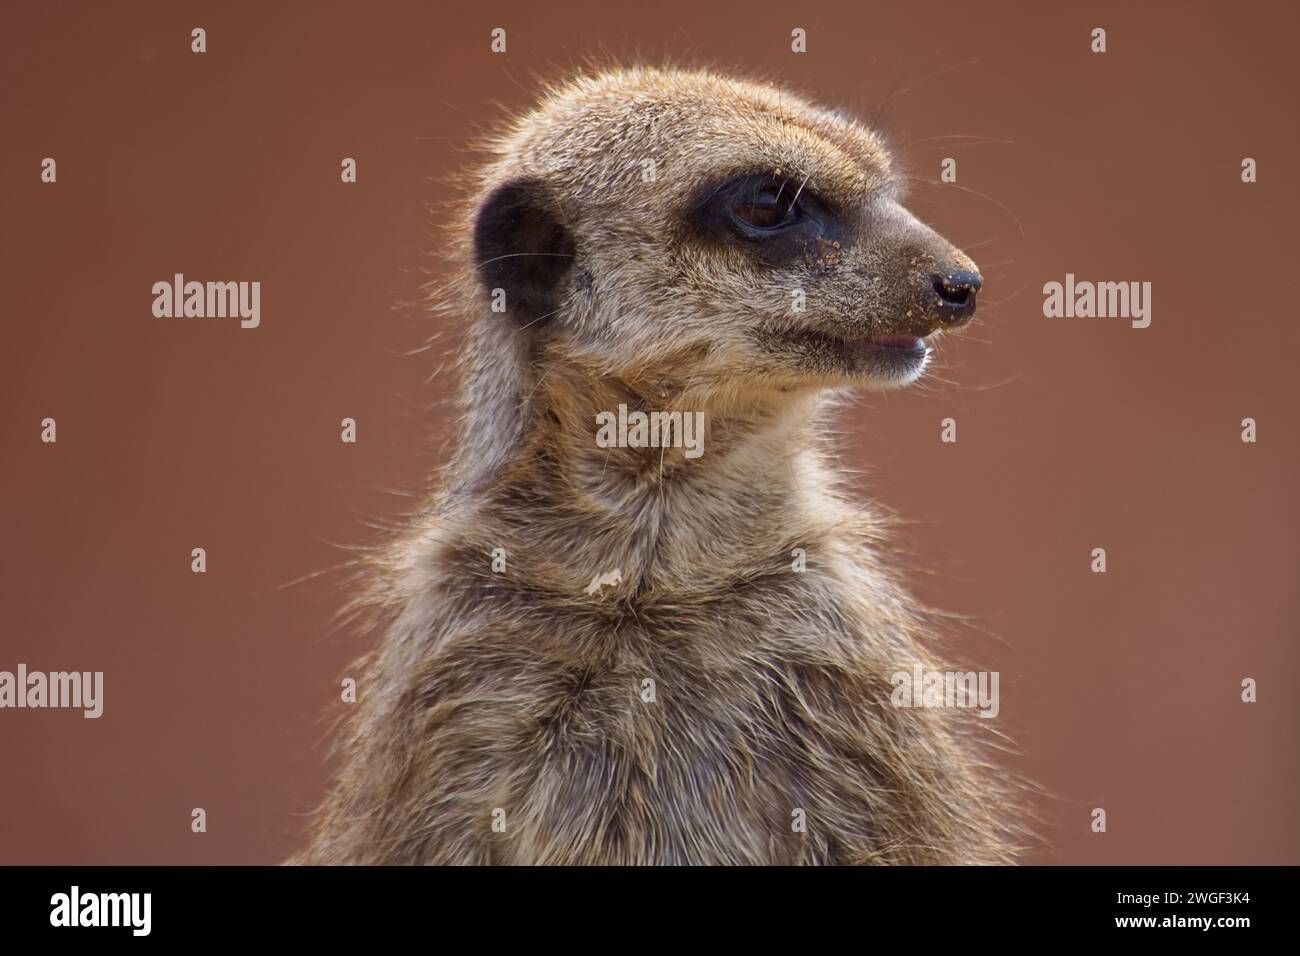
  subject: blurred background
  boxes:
[1,0,1296,864]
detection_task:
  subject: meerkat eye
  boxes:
[692,174,837,254]
[730,184,800,232]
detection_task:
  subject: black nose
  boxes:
[930,270,982,326]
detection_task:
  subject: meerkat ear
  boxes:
[472,179,574,326]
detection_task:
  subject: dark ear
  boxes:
[472,179,574,326]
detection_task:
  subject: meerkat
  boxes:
[296,67,1022,865]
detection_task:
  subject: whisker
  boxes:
[942,183,1025,237]
[790,173,812,207]
[979,283,1029,308]
[906,133,1015,147]
[476,251,578,268]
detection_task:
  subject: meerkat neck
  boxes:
[447,331,838,588]
[551,370,823,494]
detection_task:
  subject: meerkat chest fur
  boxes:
[361,502,947,863]
[307,395,1010,865]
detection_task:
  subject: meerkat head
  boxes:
[468,67,981,400]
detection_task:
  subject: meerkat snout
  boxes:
[931,269,983,328]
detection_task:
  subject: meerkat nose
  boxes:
[930,270,982,327]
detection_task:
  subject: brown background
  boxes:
[1,0,1296,865]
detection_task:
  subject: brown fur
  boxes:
[295,68,1023,865]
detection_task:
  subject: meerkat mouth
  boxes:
[852,334,928,354]
[836,333,931,372]
[763,326,932,381]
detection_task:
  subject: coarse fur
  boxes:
[296,67,1024,865]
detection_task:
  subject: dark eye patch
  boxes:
[690,172,850,267]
